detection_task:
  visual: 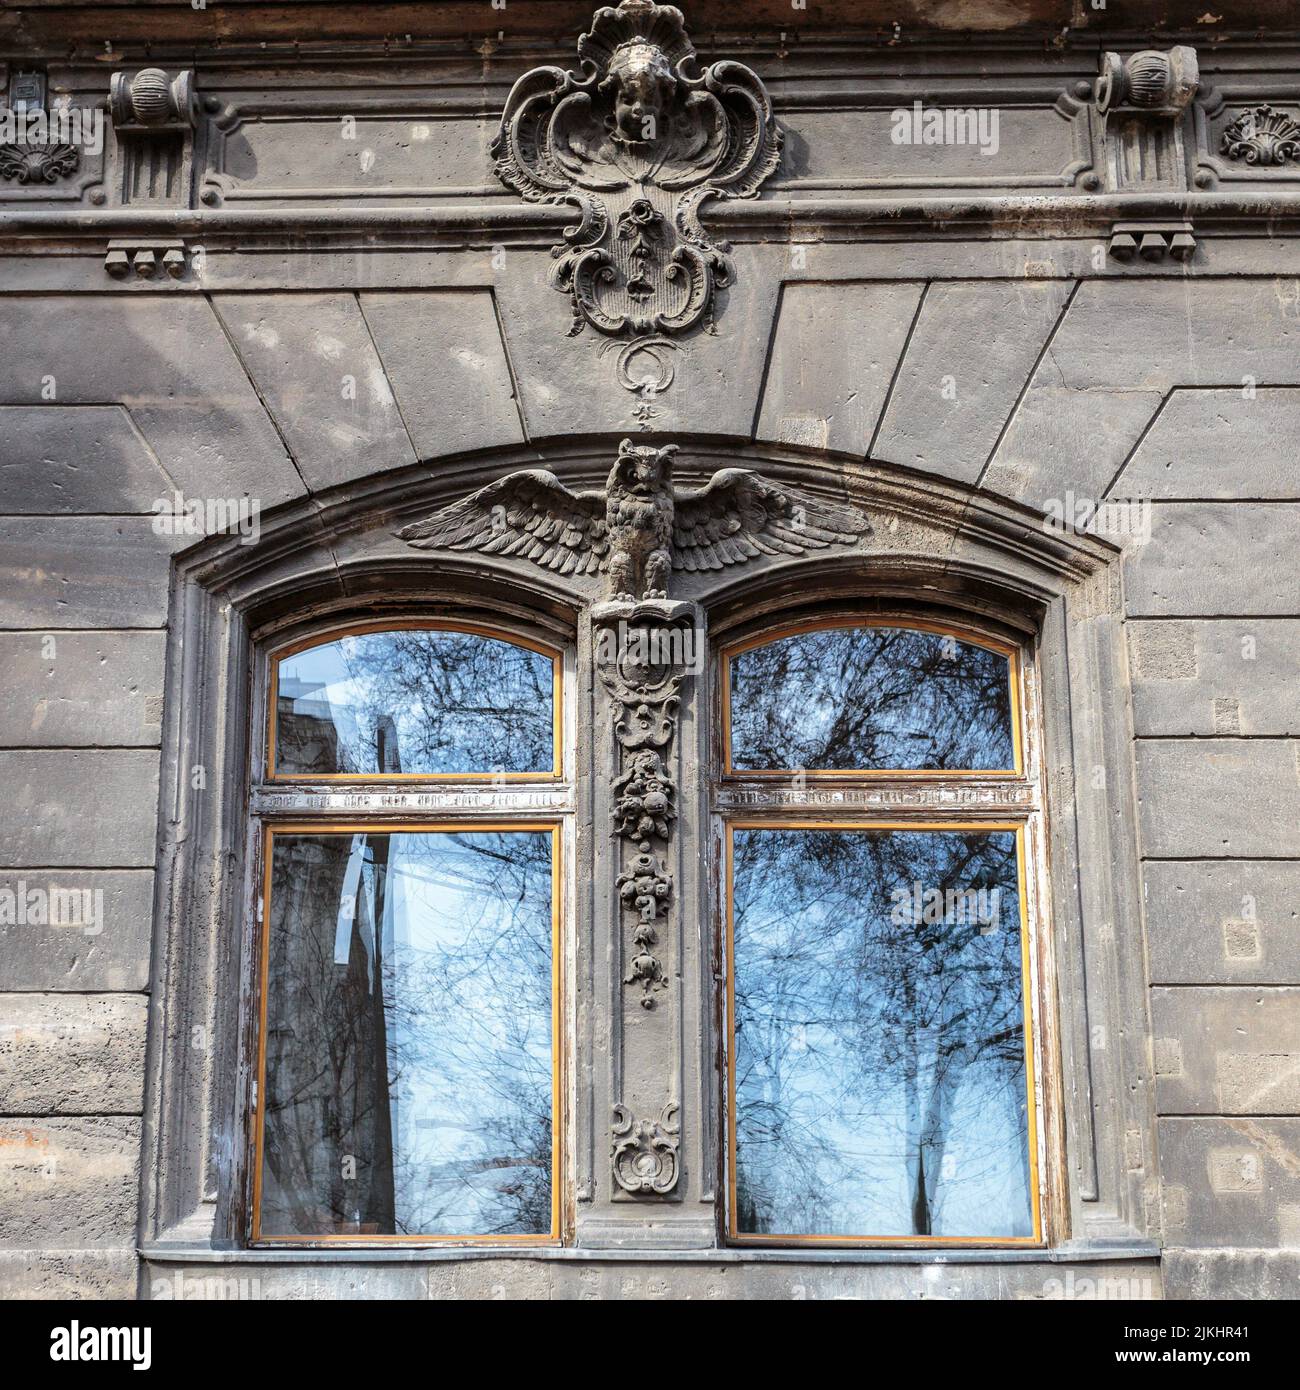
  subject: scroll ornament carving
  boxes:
[1221,105,1300,165]
[489,0,782,341]
[612,1102,680,1194]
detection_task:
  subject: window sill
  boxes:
[141,1241,1160,1266]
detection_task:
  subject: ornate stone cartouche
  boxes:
[489,0,782,340]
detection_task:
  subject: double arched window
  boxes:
[249,609,1045,1247]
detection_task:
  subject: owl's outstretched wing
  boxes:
[395,469,609,576]
[671,469,869,573]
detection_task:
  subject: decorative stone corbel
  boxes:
[490,0,782,345]
[108,68,198,205]
[1091,46,1200,261]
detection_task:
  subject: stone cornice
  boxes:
[5,189,1300,243]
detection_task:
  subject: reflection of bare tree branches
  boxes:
[261,831,552,1238]
[733,829,1030,1238]
[278,628,553,776]
[731,627,1012,771]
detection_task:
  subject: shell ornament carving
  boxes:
[489,0,782,340]
[0,141,79,184]
[1221,104,1300,166]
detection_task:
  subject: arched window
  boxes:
[270,622,561,779]
[250,621,565,1243]
[147,455,1154,1275]
[718,617,1044,1246]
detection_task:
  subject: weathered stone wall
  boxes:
[1,15,1298,1298]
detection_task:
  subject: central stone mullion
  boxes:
[586,596,703,1233]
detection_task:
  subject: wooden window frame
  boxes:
[720,616,1024,779]
[247,616,573,1248]
[716,612,1055,1250]
[266,617,565,783]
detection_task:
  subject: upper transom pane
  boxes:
[726,623,1017,774]
[272,625,559,779]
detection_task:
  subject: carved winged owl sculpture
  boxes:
[395,439,870,601]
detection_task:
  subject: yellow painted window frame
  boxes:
[724,819,1043,1248]
[719,616,1024,779]
[266,617,565,782]
[718,613,1047,1248]
[250,819,565,1246]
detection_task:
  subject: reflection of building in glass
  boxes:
[259,831,554,1239]
[261,835,396,1235]
[277,675,400,775]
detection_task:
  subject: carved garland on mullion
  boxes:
[599,607,689,1011]
[597,601,693,1196]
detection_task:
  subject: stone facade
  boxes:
[0,1,1298,1300]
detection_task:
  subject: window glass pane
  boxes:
[274,627,556,776]
[731,827,1032,1239]
[728,626,1014,772]
[258,829,554,1238]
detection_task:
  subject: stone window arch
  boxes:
[142,442,1158,1290]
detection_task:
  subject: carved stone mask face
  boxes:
[606,41,675,144]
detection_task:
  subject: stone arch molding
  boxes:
[142,438,1157,1268]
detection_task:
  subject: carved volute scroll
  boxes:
[489,0,782,341]
[612,1103,680,1194]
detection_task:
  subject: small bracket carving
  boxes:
[612,1102,680,1195]
[489,0,782,344]
[104,238,188,279]
[108,68,198,206]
